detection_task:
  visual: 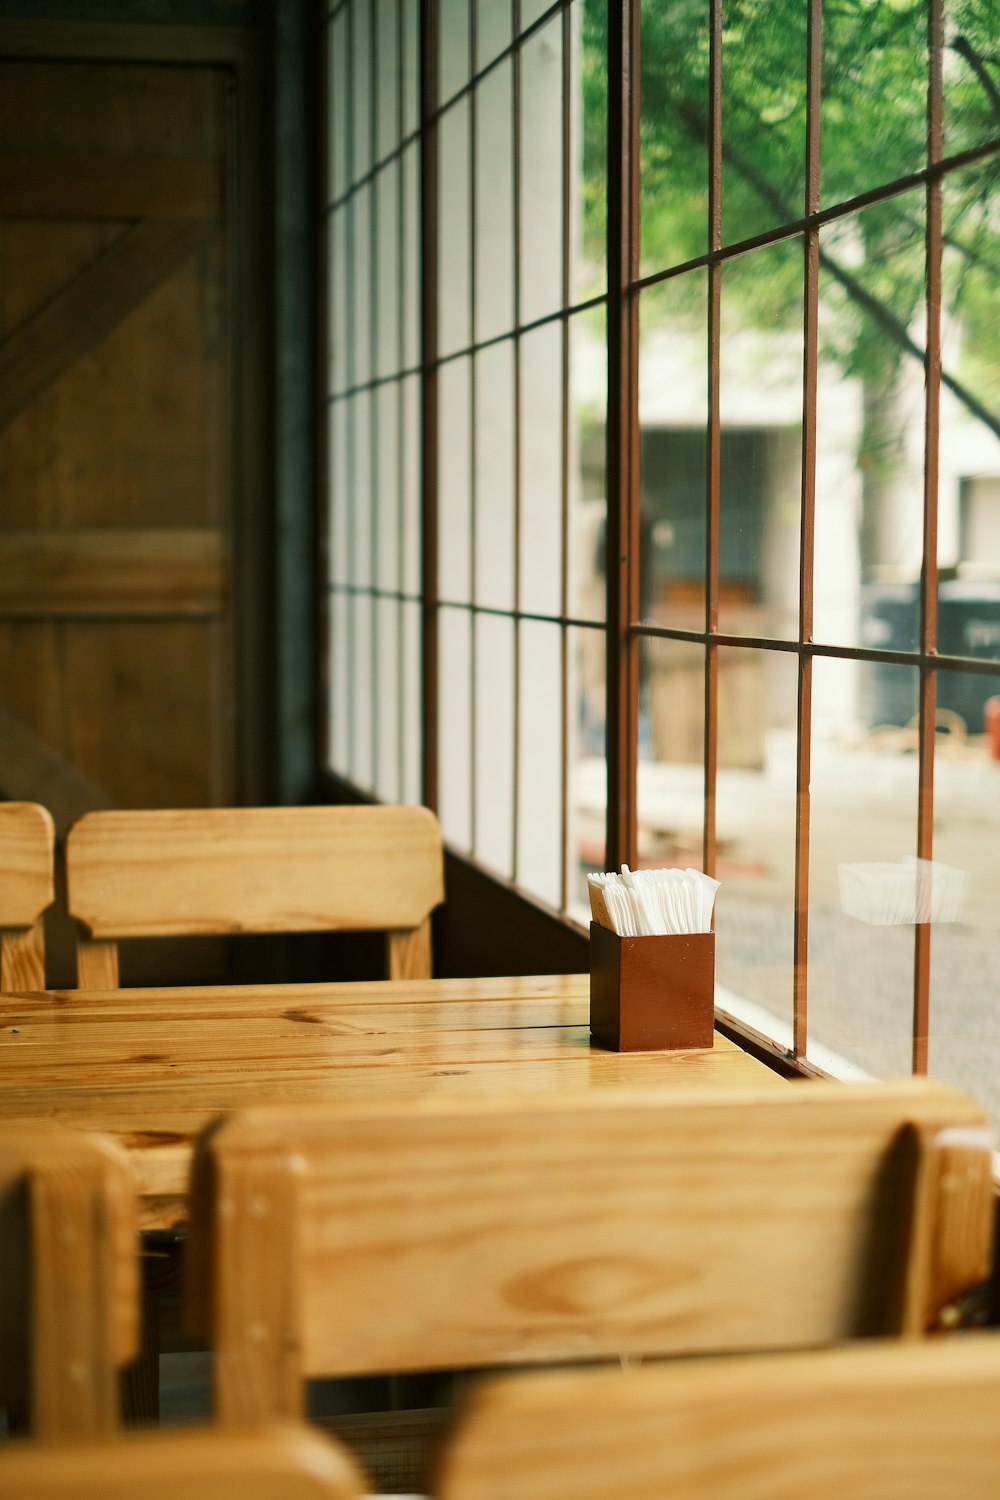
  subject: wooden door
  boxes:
[0,58,241,828]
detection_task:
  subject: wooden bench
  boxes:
[0,1122,137,1437]
[185,1078,994,1424]
[438,1333,1000,1500]
[66,803,445,988]
[0,801,55,990]
[0,1422,364,1498]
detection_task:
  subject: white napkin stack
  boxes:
[588,865,720,936]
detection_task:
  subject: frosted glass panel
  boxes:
[475,612,515,878]
[440,0,470,105]
[351,593,375,791]
[376,163,400,379]
[475,61,514,342]
[351,187,372,386]
[519,320,563,618]
[402,143,421,371]
[637,635,706,869]
[568,306,606,623]
[439,607,472,850]
[352,0,373,182]
[376,0,400,161]
[402,0,420,136]
[517,620,563,908]
[439,100,471,357]
[329,207,348,393]
[329,400,349,586]
[329,10,349,202]
[402,598,422,804]
[520,15,563,326]
[476,0,511,70]
[568,623,605,919]
[329,590,351,774]
[439,356,472,602]
[401,374,422,596]
[352,389,373,587]
[375,382,400,590]
[376,595,401,802]
[474,340,515,611]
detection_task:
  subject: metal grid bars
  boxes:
[322,0,1000,1096]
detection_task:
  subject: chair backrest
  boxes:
[0,1122,138,1437]
[65,804,445,988]
[185,1078,994,1423]
[0,802,55,990]
[0,1421,364,1499]
[437,1334,1000,1500]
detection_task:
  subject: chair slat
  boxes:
[0,802,55,991]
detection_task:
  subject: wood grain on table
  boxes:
[0,975,782,1227]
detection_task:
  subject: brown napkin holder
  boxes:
[589,921,715,1052]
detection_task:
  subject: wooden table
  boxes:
[0,974,782,1228]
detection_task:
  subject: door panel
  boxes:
[0,58,235,818]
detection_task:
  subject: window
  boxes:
[322,1,1000,1128]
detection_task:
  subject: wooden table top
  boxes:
[0,974,782,1228]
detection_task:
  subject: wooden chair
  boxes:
[0,1122,138,1437]
[0,801,55,990]
[0,1422,364,1499]
[185,1078,994,1426]
[437,1333,1000,1500]
[65,804,445,988]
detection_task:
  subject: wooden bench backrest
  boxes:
[66,804,444,987]
[0,1122,138,1437]
[0,801,55,990]
[438,1334,1000,1500]
[0,1422,364,1499]
[186,1079,995,1423]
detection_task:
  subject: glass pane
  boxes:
[719,240,803,641]
[814,194,927,650]
[522,0,554,30]
[351,592,375,790]
[438,99,471,357]
[352,0,374,183]
[439,606,473,850]
[806,655,919,1077]
[928,664,1000,1131]
[572,0,607,303]
[639,274,709,629]
[517,619,563,908]
[568,622,605,918]
[402,142,421,371]
[440,0,470,106]
[329,10,349,202]
[568,305,606,622]
[476,0,511,71]
[352,389,373,587]
[475,60,515,342]
[329,207,348,394]
[402,598,423,804]
[944,1,1000,155]
[402,0,420,136]
[475,612,515,877]
[520,14,563,327]
[638,636,706,871]
[939,159,1000,648]
[351,186,373,386]
[329,399,349,585]
[376,0,400,162]
[715,649,798,1043]
[519,320,563,618]
[375,382,400,590]
[723,2,806,242]
[376,162,400,379]
[639,0,708,275]
[329,589,351,773]
[439,355,472,602]
[375,596,401,801]
[822,0,926,206]
[474,340,515,610]
[402,374,422,596]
